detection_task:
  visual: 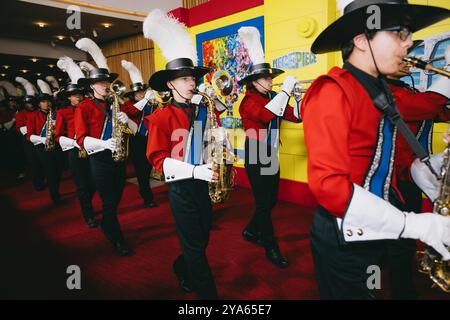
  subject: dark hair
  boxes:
[341,31,377,61]
[245,81,256,92]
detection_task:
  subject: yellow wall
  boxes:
[152,0,450,183]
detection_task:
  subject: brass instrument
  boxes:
[194,90,236,204]
[107,80,133,162]
[272,79,313,101]
[403,56,450,79]
[417,134,450,293]
[44,109,55,151]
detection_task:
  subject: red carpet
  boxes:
[0,168,448,300]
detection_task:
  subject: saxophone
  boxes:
[108,80,133,162]
[417,139,450,293]
[44,109,55,151]
[194,90,236,204]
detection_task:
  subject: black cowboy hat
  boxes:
[124,82,149,98]
[77,68,118,87]
[311,0,450,54]
[149,58,210,92]
[237,62,284,86]
[37,93,53,102]
[63,83,84,97]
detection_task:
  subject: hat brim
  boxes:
[311,4,450,54]
[124,84,149,98]
[237,68,284,86]
[77,73,118,86]
[149,67,210,92]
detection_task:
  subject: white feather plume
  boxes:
[121,60,144,84]
[75,38,109,70]
[143,9,197,65]
[79,61,95,72]
[37,79,52,95]
[0,80,18,97]
[15,77,37,96]
[337,0,354,15]
[238,27,265,65]
[45,76,59,89]
[57,56,85,84]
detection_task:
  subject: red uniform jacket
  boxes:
[74,97,133,148]
[26,110,54,141]
[55,106,75,143]
[301,67,443,218]
[15,109,34,132]
[239,89,300,141]
[121,100,141,125]
[145,102,221,173]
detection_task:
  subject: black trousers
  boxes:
[244,138,280,248]
[310,206,386,300]
[0,129,24,174]
[89,150,126,243]
[384,179,421,300]
[68,148,95,222]
[22,138,45,189]
[35,144,62,201]
[129,135,153,202]
[168,179,217,300]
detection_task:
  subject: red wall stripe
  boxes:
[170,0,264,27]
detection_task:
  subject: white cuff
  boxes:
[264,91,289,117]
[59,136,76,151]
[83,136,106,155]
[30,135,44,146]
[338,184,406,242]
[19,126,27,135]
[162,158,194,182]
[410,154,442,202]
[127,119,138,135]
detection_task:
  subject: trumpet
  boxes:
[403,56,450,79]
[272,80,313,101]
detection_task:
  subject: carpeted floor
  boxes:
[0,168,447,300]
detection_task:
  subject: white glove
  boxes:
[402,213,450,260]
[117,112,129,124]
[210,127,227,142]
[83,136,117,154]
[74,141,81,149]
[134,90,156,111]
[282,75,297,94]
[410,153,442,202]
[19,126,27,136]
[30,135,45,145]
[103,138,118,152]
[193,163,214,182]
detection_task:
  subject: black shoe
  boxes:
[144,200,157,208]
[173,266,193,293]
[113,241,134,256]
[265,246,289,268]
[86,218,99,228]
[242,229,262,247]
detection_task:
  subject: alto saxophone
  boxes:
[44,109,55,151]
[108,80,133,162]
[417,138,450,293]
[194,90,236,204]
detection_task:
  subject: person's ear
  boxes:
[353,33,369,52]
[167,81,174,90]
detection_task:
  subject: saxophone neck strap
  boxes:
[92,98,111,120]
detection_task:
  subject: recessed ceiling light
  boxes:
[48,64,55,68]
[35,21,48,28]
[30,58,39,63]
[21,69,29,73]
[56,35,65,41]
[0,73,6,77]
[36,73,42,76]
[3,65,10,69]
[58,78,62,81]
[101,23,112,28]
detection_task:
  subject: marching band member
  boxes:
[386,44,450,299]
[15,77,45,190]
[27,79,62,204]
[74,38,137,256]
[237,26,301,268]
[143,9,223,299]
[302,0,450,299]
[121,60,156,208]
[56,56,97,228]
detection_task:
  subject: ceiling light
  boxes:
[21,69,29,73]
[101,23,112,28]
[3,65,10,69]
[48,64,55,68]
[36,73,42,76]
[58,78,62,81]
[56,35,65,41]
[35,21,48,28]
[30,58,39,63]
[0,73,6,77]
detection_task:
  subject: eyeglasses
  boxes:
[383,26,413,41]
